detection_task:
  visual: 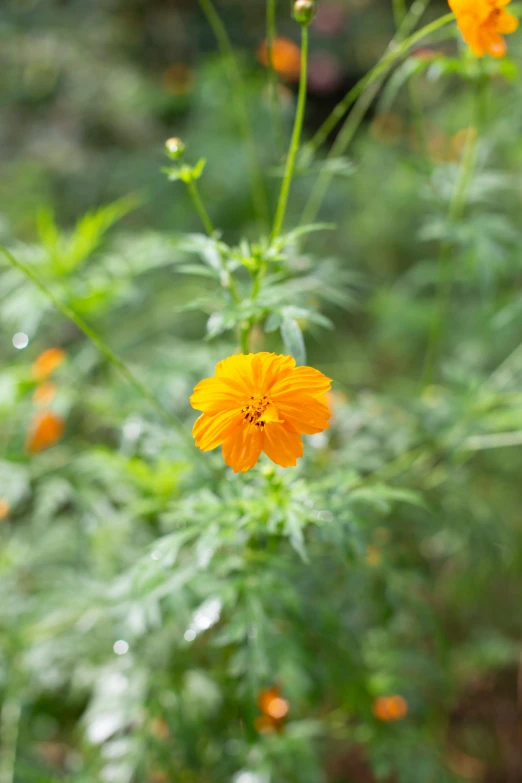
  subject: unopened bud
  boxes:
[293,0,315,25]
[165,137,185,159]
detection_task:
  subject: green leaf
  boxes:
[281,317,306,366]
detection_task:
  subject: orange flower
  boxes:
[33,382,57,407]
[258,37,302,81]
[32,348,66,382]
[0,499,10,520]
[372,695,408,722]
[190,353,332,473]
[26,411,65,454]
[255,687,290,733]
[448,0,519,58]
[258,687,290,720]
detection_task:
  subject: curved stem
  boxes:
[271,25,309,242]
[198,0,270,228]
[392,0,407,28]
[186,180,241,304]
[300,12,454,226]
[305,5,449,158]
[0,245,195,452]
[187,180,216,236]
[0,691,21,783]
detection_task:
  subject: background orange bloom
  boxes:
[372,695,408,722]
[258,37,302,81]
[32,348,66,382]
[26,411,65,454]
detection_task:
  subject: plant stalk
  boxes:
[271,24,309,242]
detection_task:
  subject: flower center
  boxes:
[242,395,271,427]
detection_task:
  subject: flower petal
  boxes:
[222,423,263,473]
[190,377,243,414]
[215,354,257,395]
[193,409,243,451]
[485,30,507,56]
[252,352,296,392]
[275,393,331,435]
[262,422,303,468]
[496,10,518,34]
[270,366,332,399]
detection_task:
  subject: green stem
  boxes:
[240,324,250,354]
[186,180,241,305]
[0,245,195,451]
[266,0,283,151]
[198,0,270,228]
[301,80,379,226]
[421,121,479,386]
[271,24,309,242]
[0,695,21,783]
[300,11,454,226]
[187,179,215,236]
[305,4,448,157]
[392,0,407,28]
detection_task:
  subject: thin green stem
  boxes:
[301,80,379,226]
[305,3,448,158]
[392,0,407,28]
[198,0,270,227]
[240,324,250,354]
[186,180,241,305]
[266,0,283,151]
[271,25,309,242]
[0,695,21,783]
[393,0,429,166]
[187,179,216,236]
[0,245,195,451]
[300,11,454,226]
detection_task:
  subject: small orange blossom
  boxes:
[190,353,332,473]
[448,0,519,58]
[32,348,66,382]
[255,686,290,733]
[0,499,10,520]
[372,695,408,722]
[258,37,302,81]
[26,411,65,454]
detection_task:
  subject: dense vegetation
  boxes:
[2,1,522,781]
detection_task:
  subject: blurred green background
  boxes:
[2,1,522,782]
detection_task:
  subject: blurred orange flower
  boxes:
[32,348,66,382]
[258,37,302,81]
[0,499,10,520]
[372,695,408,722]
[256,686,290,733]
[26,411,65,454]
[448,0,518,58]
[33,382,57,407]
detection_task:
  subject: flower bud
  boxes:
[293,0,315,25]
[165,137,185,159]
